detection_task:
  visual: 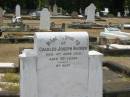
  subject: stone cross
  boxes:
[53,3,58,16]
[85,3,96,22]
[20,32,103,97]
[40,8,50,31]
[0,7,3,27]
[15,4,21,18]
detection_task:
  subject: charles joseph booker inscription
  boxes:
[37,34,88,68]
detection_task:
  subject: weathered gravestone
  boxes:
[0,7,3,27]
[20,32,103,97]
[79,8,82,14]
[53,4,58,16]
[15,4,21,18]
[85,3,96,22]
[40,8,50,31]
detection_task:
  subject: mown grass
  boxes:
[0,73,19,92]
[104,56,130,67]
[1,73,19,83]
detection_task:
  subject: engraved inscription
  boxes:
[39,35,88,68]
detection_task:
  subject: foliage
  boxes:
[0,0,129,14]
[0,83,19,92]
[0,73,19,92]
[1,73,19,83]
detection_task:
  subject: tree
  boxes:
[0,0,126,15]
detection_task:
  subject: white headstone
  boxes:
[124,8,129,16]
[40,8,50,31]
[96,11,100,17]
[15,4,21,18]
[0,7,3,27]
[59,7,63,15]
[53,4,58,16]
[85,3,96,22]
[117,12,121,17]
[20,32,103,97]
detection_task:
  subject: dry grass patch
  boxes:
[0,43,33,65]
[104,56,130,68]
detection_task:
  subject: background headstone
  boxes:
[53,4,58,16]
[117,12,121,17]
[59,7,63,15]
[79,8,82,14]
[124,8,129,17]
[101,8,109,16]
[71,11,78,18]
[15,4,21,18]
[0,7,3,27]
[96,11,100,17]
[85,3,96,22]
[40,8,50,31]
[20,32,103,97]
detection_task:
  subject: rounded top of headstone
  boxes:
[16,4,20,7]
[42,8,49,12]
[34,32,89,55]
[88,3,96,9]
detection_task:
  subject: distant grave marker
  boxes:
[15,4,21,18]
[79,8,82,14]
[0,7,3,27]
[117,12,121,17]
[40,8,50,31]
[101,8,109,16]
[96,11,100,17]
[124,8,129,17]
[53,4,58,16]
[71,11,78,18]
[20,32,103,97]
[85,3,96,22]
[59,7,63,15]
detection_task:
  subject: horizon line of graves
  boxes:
[1,3,130,20]
[1,3,130,32]
[14,3,130,17]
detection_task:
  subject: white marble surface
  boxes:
[40,8,50,31]
[0,63,15,68]
[96,12,100,17]
[20,32,103,97]
[110,44,130,49]
[100,27,130,40]
[85,3,96,22]
[117,12,121,17]
[88,51,103,97]
[15,4,21,18]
